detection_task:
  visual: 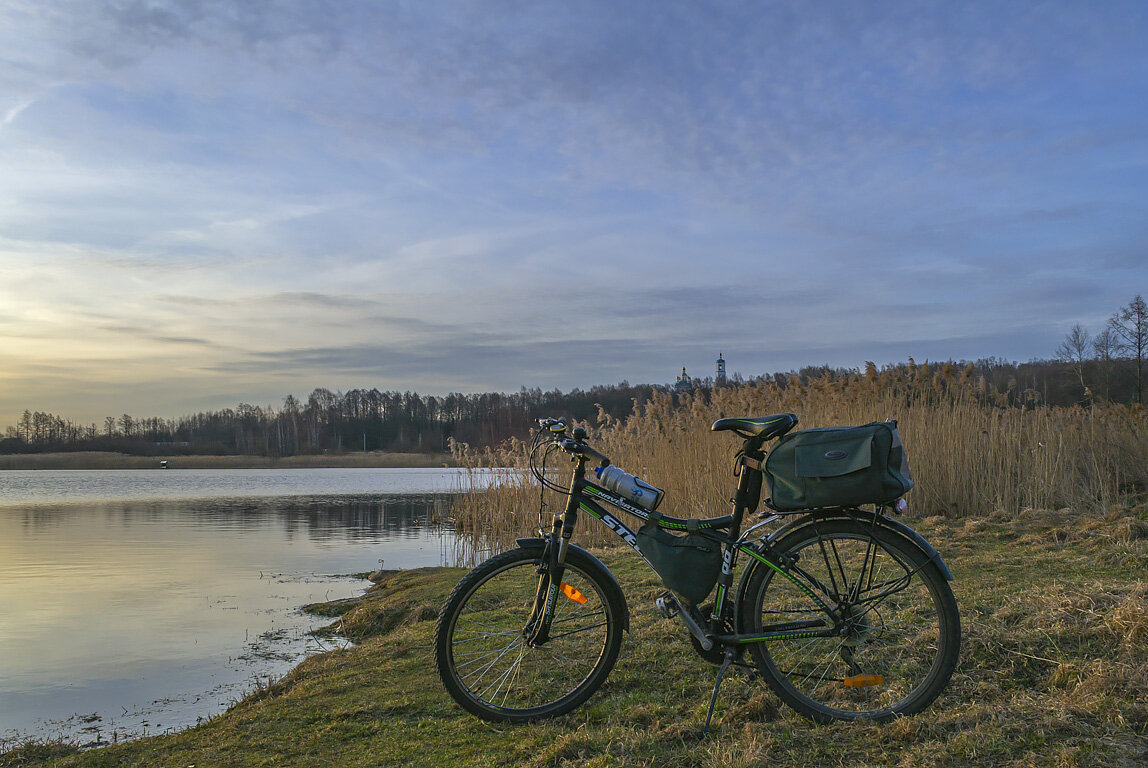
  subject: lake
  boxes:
[0,468,478,746]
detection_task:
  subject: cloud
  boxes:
[7,1,1121,191]
[1,1,1147,425]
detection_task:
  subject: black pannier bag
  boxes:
[764,421,913,511]
[635,511,721,605]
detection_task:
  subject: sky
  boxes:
[2,0,1147,426]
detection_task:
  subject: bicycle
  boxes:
[434,415,960,732]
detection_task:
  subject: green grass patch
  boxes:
[6,507,1148,767]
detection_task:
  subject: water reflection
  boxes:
[0,487,456,745]
[14,495,454,543]
[0,468,472,506]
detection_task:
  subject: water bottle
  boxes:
[594,465,665,511]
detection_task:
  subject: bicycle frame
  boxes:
[528,444,839,647]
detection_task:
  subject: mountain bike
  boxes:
[434,415,960,732]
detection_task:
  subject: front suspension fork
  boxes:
[526,467,582,645]
[525,534,567,645]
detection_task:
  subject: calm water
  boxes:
[0,468,475,745]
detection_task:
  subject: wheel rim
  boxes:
[755,530,949,718]
[446,559,612,714]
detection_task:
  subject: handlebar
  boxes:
[559,438,611,467]
[537,418,610,467]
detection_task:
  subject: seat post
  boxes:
[729,437,766,534]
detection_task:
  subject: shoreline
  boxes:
[0,451,457,471]
[2,507,1147,766]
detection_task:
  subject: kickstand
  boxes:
[701,647,736,736]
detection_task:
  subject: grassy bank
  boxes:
[0,452,456,470]
[7,504,1146,768]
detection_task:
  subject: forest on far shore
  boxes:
[2,348,1144,460]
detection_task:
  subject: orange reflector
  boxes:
[559,582,588,604]
[843,674,885,688]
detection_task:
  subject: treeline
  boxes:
[3,345,1146,458]
[0,383,662,457]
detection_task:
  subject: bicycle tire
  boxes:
[434,544,625,722]
[740,518,960,723]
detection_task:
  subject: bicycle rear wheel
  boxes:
[741,518,959,722]
[434,545,625,722]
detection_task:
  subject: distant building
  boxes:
[674,355,727,391]
[674,366,693,392]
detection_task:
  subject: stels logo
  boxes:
[600,512,642,554]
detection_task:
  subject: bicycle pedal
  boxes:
[654,592,679,619]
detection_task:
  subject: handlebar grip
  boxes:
[575,441,611,467]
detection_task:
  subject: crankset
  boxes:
[689,605,729,665]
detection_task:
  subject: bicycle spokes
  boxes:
[746,520,959,721]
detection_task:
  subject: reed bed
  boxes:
[447,368,1148,561]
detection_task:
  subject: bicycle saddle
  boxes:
[710,413,798,439]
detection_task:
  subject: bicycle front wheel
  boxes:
[741,518,960,722]
[434,545,625,722]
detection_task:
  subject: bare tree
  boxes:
[1055,323,1092,401]
[1092,326,1119,401]
[1108,294,1148,404]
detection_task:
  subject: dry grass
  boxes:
[447,371,1148,557]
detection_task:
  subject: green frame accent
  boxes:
[582,484,726,531]
[738,544,835,615]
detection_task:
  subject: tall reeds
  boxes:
[448,367,1148,560]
